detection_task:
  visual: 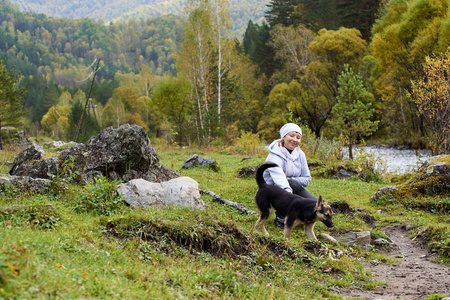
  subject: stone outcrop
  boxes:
[0,175,53,194]
[182,154,219,171]
[117,177,205,209]
[237,166,255,178]
[9,124,179,184]
[339,231,371,250]
[370,156,450,203]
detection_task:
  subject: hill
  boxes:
[11,0,269,36]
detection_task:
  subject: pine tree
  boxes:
[0,59,24,150]
[328,65,378,159]
[265,0,301,27]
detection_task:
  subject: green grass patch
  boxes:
[0,145,449,298]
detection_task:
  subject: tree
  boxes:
[177,0,215,142]
[265,0,301,27]
[0,59,24,150]
[370,0,450,142]
[328,65,378,159]
[307,27,368,106]
[269,24,315,81]
[152,76,192,145]
[242,20,275,79]
[410,49,450,154]
[41,105,70,140]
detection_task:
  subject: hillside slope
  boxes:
[11,0,269,36]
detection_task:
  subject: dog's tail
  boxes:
[256,162,278,189]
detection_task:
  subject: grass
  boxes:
[0,144,449,299]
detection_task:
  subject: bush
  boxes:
[74,176,124,216]
[226,131,266,156]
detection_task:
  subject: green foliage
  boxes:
[0,205,61,230]
[226,131,265,156]
[426,294,449,300]
[352,147,386,183]
[151,76,192,146]
[370,0,450,143]
[410,49,450,155]
[328,65,379,159]
[0,147,449,298]
[0,58,25,149]
[242,20,274,77]
[73,176,124,216]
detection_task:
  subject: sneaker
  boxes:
[274,216,285,229]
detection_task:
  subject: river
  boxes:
[351,145,434,175]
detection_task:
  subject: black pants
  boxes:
[275,179,316,222]
[288,179,317,200]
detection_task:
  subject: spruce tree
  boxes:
[0,59,24,150]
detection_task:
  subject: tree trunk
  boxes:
[0,120,3,150]
[348,139,353,160]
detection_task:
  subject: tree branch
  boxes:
[200,189,256,215]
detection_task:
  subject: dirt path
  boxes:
[339,225,450,300]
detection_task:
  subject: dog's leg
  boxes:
[252,216,270,236]
[260,218,270,236]
[304,223,317,240]
[259,208,273,236]
[284,226,293,239]
[284,219,304,240]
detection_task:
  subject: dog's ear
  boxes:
[316,195,323,209]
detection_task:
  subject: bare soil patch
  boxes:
[339,225,450,300]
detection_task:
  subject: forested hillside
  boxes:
[11,0,269,36]
[1,0,450,155]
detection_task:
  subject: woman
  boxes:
[263,123,317,229]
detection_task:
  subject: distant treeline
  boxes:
[1,0,450,154]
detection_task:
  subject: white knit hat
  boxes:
[280,123,302,138]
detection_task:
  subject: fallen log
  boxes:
[200,189,256,215]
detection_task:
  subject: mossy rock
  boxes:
[371,156,450,212]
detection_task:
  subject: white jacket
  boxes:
[263,139,312,193]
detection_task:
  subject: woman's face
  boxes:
[282,131,302,150]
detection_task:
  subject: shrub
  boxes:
[226,131,265,156]
[74,176,124,216]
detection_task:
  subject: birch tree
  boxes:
[410,50,450,154]
[178,0,232,143]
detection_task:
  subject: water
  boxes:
[352,146,433,175]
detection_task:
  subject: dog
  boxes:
[251,162,334,240]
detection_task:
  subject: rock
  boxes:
[339,231,371,250]
[181,154,219,171]
[117,177,205,209]
[9,144,45,176]
[373,238,392,247]
[9,124,178,184]
[237,166,255,178]
[370,186,398,203]
[242,156,253,161]
[333,168,358,179]
[0,175,53,194]
[43,141,77,151]
[371,156,450,201]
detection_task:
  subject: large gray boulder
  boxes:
[0,175,53,194]
[9,124,178,184]
[117,177,205,209]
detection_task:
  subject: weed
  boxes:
[0,205,61,229]
[73,176,124,216]
[425,294,449,300]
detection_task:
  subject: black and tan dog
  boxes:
[252,162,334,240]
